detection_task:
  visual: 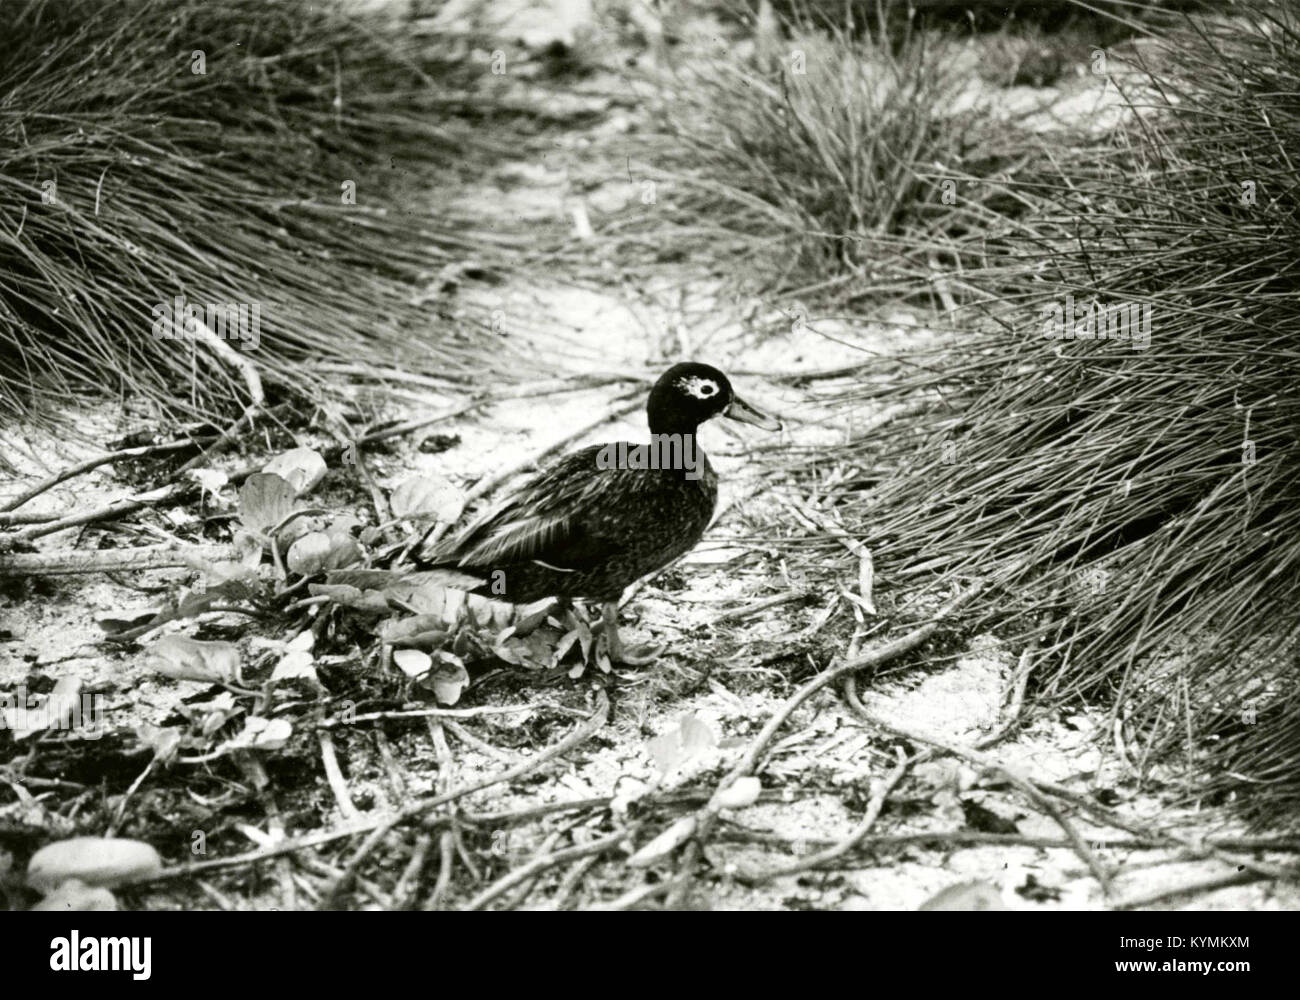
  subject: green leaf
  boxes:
[647,713,718,774]
[390,474,464,523]
[286,532,332,575]
[262,447,327,497]
[238,473,296,537]
[135,724,184,764]
[379,615,450,650]
[146,636,241,684]
[427,652,469,705]
[393,648,432,678]
[223,716,293,752]
[308,583,389,613]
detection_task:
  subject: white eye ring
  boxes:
[678,376,719,399]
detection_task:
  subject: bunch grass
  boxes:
[0,0,528,430]
[605,1,1031,305]
[795,2,1300,819]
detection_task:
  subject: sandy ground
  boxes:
[2,1,1296,911]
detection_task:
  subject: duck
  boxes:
[414,362,780,664]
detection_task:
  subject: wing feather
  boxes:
[429,445,634,571]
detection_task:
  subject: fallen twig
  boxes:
[424,830,457,911]
[981,598,1058,748]
[1113,868,1265,910]
[844,675,1117,894]
[6,489,184,543]
[782,493,875,613]
[710,589,812,626]
[316,820,398,910]
[590,878,675,911]
[544,855,601,910]
[443,718,518,762]
[393,833,432,910]
[316,702,585,728]
[0,437,217,514]
[319,731,360,821]
[0,542,234,576]
[719,825,1300,856]
[170,316,265,478]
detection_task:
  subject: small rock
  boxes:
[27,837,163,893]
[32,879,119,911]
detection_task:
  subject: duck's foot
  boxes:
[600,601,664,666]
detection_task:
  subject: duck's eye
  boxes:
[678,376,719,400]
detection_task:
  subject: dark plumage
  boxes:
[416,362,779,663]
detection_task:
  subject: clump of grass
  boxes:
[797,3,1300,820]
[609,3,1025,302]
[0,0,528,429]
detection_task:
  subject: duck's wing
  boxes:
[432,445,631,571]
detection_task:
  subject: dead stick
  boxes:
[711,589,812,625]
[424,831,457,911]
[721,826,1300,854]
[319,731,359,821]
[1,438,216,514]
[317,820,398,910]
[495,825,576,910]
[0,511,58,526]
[357,400,481,447]
[591,878,675,911]
[393,833,433,911]
[981,597,1058,747]
[316,703,587,728]
[4,450,280,543]
[1114,869,1264,910]
[544,855,601,911]
[0,543,235,576]
[7,493,171,543]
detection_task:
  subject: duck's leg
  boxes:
[601,601,663,666]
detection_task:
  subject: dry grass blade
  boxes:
[0,0,534,441]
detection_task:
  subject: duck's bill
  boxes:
[724,395,781,431]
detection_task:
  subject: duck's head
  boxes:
[647,362,780,436]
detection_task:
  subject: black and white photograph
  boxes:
[0,0,1291,940]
